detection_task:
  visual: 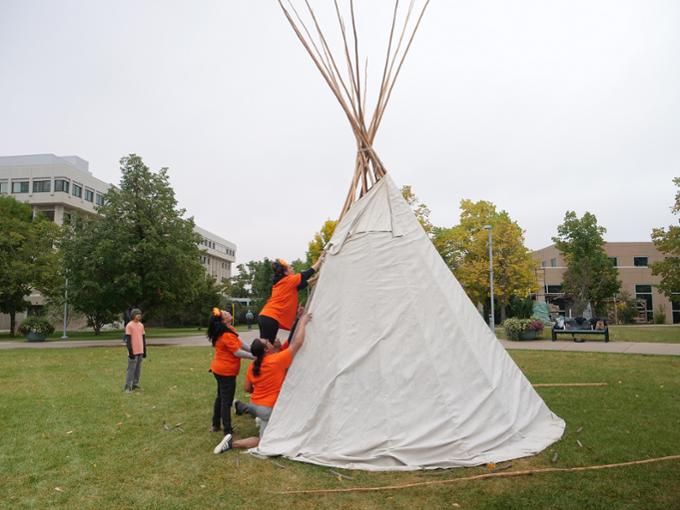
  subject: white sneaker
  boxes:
[213,433,232,454]
[255,417,261,429]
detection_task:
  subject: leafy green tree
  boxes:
[0,197,59,336]
[95,154,206,318]
[651,177,680,304]
[224,259,275,311]
[433,200,538,321]
[552,211,620,315]
[157,273,222,327]
[59,217,120,334]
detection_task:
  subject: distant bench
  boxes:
[552,326,609,343]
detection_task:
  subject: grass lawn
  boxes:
[1,347,678,509]
[495,325,680,344]
[0,324,254,342]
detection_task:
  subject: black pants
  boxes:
[287,317,300,344]
[258,315,279,341]
[212,374,236,434]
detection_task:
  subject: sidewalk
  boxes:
[499,339,680,356]
[1,332,678,356]
[0,331,261,350]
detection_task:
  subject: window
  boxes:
[95,193,104,206]
[634,257,648,267]
[40,210,55,222]
[546,285,563,294]
[0,181,7,194]
[55,179,70,193]
[635,284,653,322]
[12,181,29,193]
[84,189,94,202]
[672,294,680,324]
[32,180,51,193]
[549,258,557,268]
[72,184,82,198]
[609,257,618,267]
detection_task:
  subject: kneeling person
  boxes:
[216,312,310,453]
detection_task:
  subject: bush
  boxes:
[654,305,667,325]
[507,296,534,319]
[18,316,55,337]
[616,291,639,324]
[503,318,543,340]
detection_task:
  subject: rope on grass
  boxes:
[533,383,608,388]
[274,455,680,495]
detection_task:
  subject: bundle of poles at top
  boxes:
[277,0,430,219]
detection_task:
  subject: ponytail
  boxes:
[250,339,266,376]
[207,308,228,346]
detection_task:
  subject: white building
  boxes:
[0,154,237,328]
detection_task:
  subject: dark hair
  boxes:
[271,260,288,285]
[207,315,228,346]
[250,338,266,376]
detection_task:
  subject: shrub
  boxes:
[18,316,55,337]
[503,318,544,340]
[527,319,545,332]
[654,305,667,325]
[507,296,534,319]
[616,291,639,324]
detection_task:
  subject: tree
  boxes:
[552,211,620,315]
[651,177,680,304]
[0,197,59,336]
[59,217,122,335]
[225,259,275,309]
[433,200,538,321]
[95,154,206,318]
[401,185,433,235]
[306,220,337,265]
[157,273,222,327]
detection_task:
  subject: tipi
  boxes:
[255,1,565,471]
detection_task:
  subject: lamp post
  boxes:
[483,225,495,332]
[61,277,69,339]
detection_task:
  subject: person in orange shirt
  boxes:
[215,312,312,452]
[257,256,323,342]
[124,308,146,393]
[208,308,253,454]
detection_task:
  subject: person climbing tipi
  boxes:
[257,255,323,342]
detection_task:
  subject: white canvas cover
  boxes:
[254,176,565,471]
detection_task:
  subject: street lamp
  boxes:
[483,225,495,332]
[61,277,69,339]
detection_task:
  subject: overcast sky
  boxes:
[1,1,678,265]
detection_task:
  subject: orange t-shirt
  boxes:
[210,329,242,377]
[259,273,302,330]
[125,321,145,355]
[246,349,293,407]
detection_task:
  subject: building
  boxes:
[0,154,236,328]
[195,225,236,282]
[532,242,677,324]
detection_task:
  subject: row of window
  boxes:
[542,256,650,268]
[546,284,654,295]
[200,255,231,271]
[199,237,235,257]
[609,256,649,268]
[0,178,104,205]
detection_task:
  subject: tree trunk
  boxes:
[500,303,507,323]
[9,311,16,337]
